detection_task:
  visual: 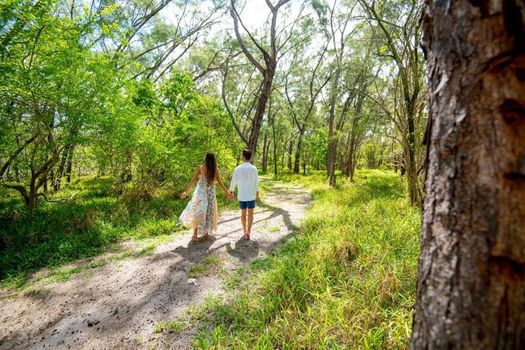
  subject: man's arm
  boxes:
[229,168,237,193]
[255,169,260,200]
[216,169,234,200]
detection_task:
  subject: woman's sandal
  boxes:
[191,234,214,243]
[190,236,205,243]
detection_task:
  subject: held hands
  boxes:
[256,193,260,201]
[227,192,235,201]
[180,191,188,199]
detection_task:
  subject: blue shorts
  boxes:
[239,200,256,209]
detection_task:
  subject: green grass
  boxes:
[153,294,223,337]
[193,169,420,349]
[0,176,237,289]
[189,255,223,278]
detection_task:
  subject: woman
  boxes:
[179,152,232,242]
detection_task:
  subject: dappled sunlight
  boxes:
[0,179,310,349]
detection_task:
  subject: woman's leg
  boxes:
[202,188,216,240]
[192,227,199,241]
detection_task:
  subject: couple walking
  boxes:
[179,149,260,242]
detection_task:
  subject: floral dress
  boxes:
[179,173,218,237]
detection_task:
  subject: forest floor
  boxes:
[0,180,311,350]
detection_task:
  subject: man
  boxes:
[229,149,260,240]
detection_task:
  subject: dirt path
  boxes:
[0,180,311,350]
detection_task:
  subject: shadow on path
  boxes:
[0,180,311,350]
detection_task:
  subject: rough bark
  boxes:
[248,73,274,155]
[411,1,525,348]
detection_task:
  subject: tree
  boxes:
[411,0,525,348]
[284,41,330,174]
[359,0,425,204]
[323,0,352,187]
[0,2,130,207]
[228,0,293,156]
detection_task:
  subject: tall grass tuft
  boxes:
[194,169,420,349]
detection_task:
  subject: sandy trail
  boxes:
[0,180,311,350]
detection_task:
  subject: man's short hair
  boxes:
[242,149,252,161]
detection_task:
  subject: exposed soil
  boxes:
[0,181,311,350]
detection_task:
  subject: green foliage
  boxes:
[0,1,239,209]
[0,177,177,287]
[194,170,420,349]
[132,71,239,187]
[0,171,239,288]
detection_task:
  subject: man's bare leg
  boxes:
[241,209,248,237]
[246,208,254,239]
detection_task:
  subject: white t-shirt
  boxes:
[229,162,259,201]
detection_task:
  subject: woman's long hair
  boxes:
[204,152,217,184]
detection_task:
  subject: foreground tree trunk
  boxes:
[411,1,525,348]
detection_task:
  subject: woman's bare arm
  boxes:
[181,166,201,198]
[216,168,233,199]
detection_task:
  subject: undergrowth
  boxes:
[0,176,237,289]
[193,169,420,349]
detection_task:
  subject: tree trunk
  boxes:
[345,136,358,182]
[26,187,38,209]
[272,114,278,176]
[230,0,288,158]
[327,65,340,187]
[344,118,359,181]
[287,139,294,171]
[0,132,39,179]
[53,145,70,190]
[248,73,273,156]
[403,128,421,205]
[293,129,304,174]
[411,1,525,348]
[406,109,421,205]
[65,146,74,184]
[265,140,271,173]
[43,174,49,193]
[262,132,268,173]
